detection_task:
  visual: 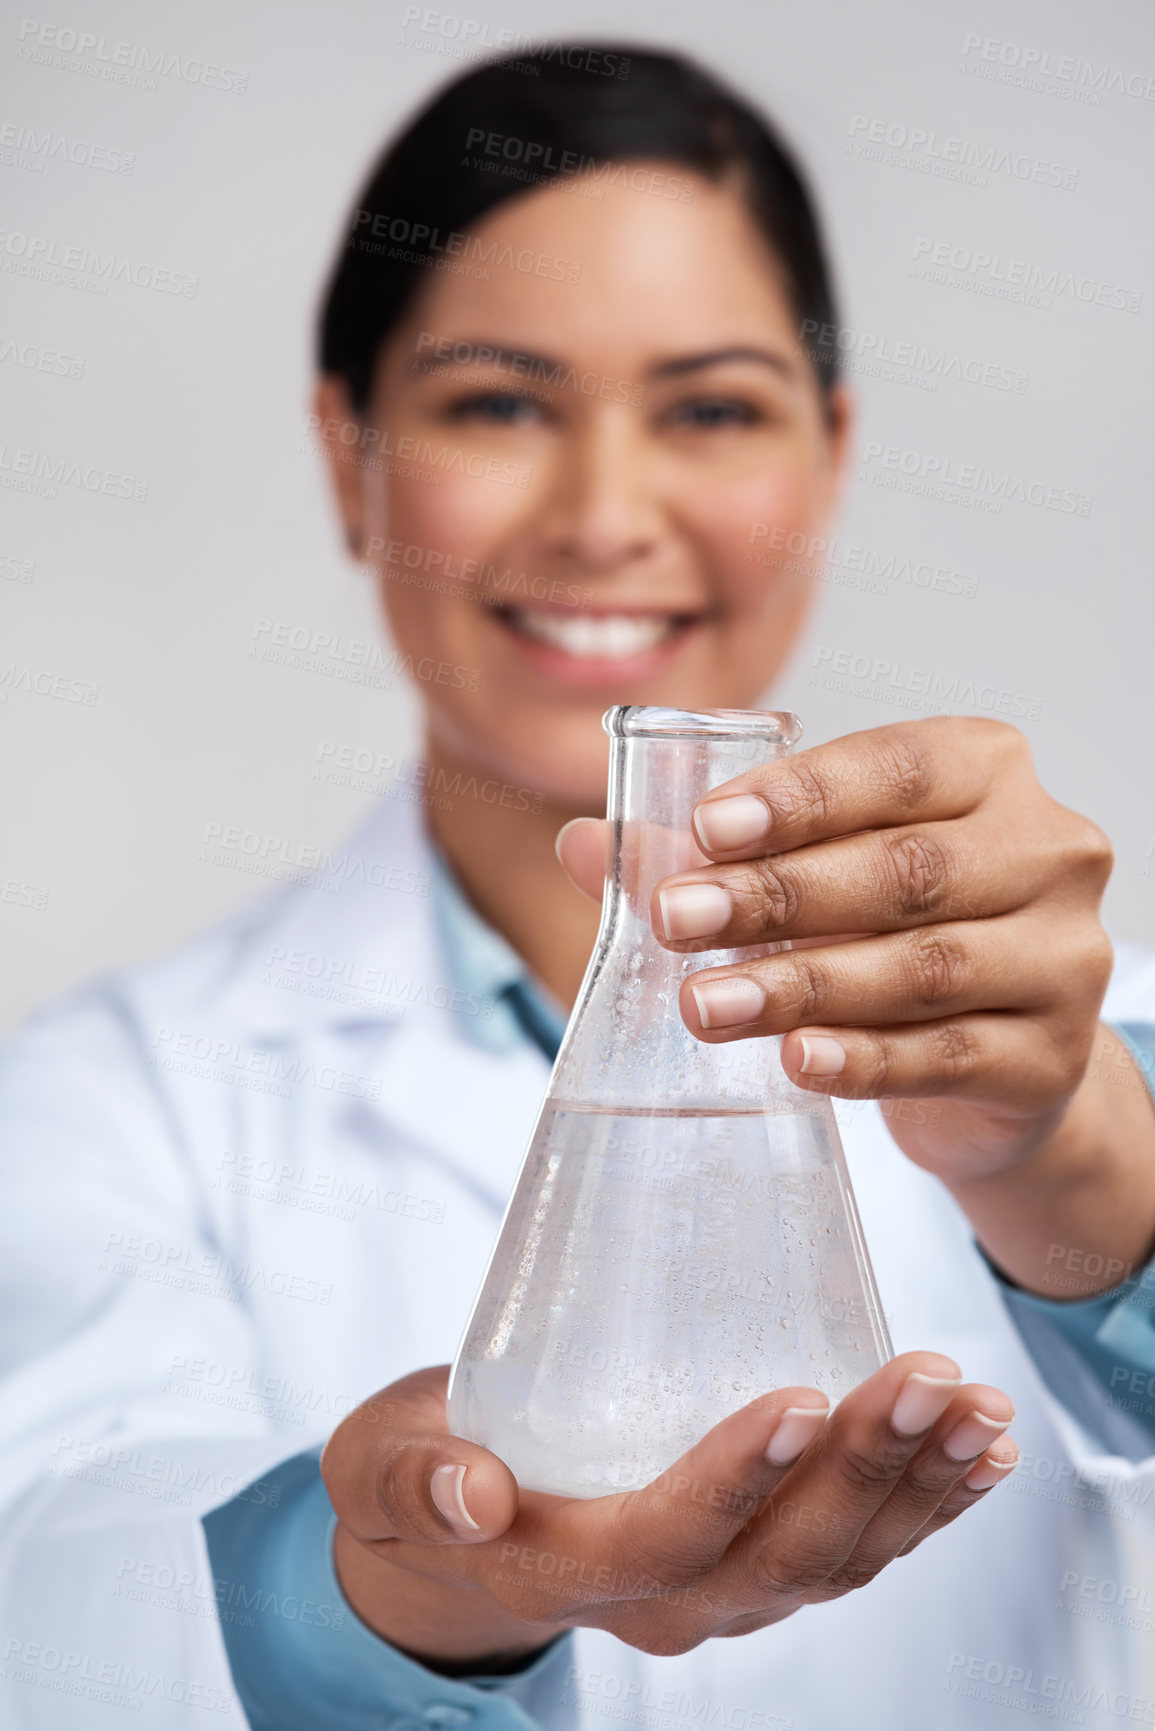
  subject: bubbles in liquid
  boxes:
[448,1101,891,1498]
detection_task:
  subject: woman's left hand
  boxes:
[648,716,1114,1185]
[558,716,1155,1297]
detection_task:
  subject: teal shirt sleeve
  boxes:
[203,1451,573,1731]
[990,1021,1155,1450]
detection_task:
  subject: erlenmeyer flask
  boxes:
[447,705,893,1498]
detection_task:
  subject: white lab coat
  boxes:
[1,793,1154,1731]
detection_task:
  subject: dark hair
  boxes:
[318,45,840,412]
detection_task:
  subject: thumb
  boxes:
[321,1365,519,1546]
[556,817,610,901]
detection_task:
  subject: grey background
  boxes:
[2,0,1153,1035]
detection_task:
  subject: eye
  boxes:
[664,396,764,430]
[445,391,547,425]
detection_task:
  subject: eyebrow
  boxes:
[421,341,798,383]
[651,346,797,381]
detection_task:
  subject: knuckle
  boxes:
[905,930,967,1008]
[787,952,830,1022]
[833,1442,905,1497]
[629,1625,710,1659]
[1072,816,1114,885]
[374,1443,420,1531]
[926,1017,979,1082]
[877,731,934,813]
[861,1035,896,1096]
[883,830,953,917]
[748,1546,829,1600]
[817,1556,884,1597]
[747,857,801,930]
[609,1512,706,1593]
[775,758,836,830]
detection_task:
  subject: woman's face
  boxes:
[318,162,851,808]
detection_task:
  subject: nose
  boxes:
[538,411,665,573]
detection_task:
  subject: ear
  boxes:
[312,374,370,558]
[819,382,855,504]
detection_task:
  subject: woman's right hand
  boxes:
[320,1354,1017,1666]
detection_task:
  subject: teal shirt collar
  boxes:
[429,851,567,1058]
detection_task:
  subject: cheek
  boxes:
[677,461,824,613]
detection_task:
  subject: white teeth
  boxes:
[509,610,675,659]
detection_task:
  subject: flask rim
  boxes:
[602,705,803,745]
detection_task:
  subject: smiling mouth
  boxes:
[496,607,701,660]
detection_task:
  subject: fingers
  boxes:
[723,1352,988,1610]
[892,1433,1020,1557]
[688,718,1024,861]
[603,1388,833,1587]
[653,817,1026,950]
[321,1367,519,1547]
[676,920,1063,1044]
[803,1382,1017,1599]
[772,1011,1077,1108]
[555,817,611,902]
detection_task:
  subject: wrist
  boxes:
[332,1521,569,1672]
[945,1026,1155,1298]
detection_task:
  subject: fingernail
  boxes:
[690,977,765,1029]
[798,1035,846,1077]
[963,1455,1018,1492]
[693,795,769,854]
[890,1372,961,1438]
[430,1463,480,1532]
[658,883,732,941]
[942,1411,1012,1462]
[766,1404,830,1465]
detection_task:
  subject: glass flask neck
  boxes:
[553,707,808,1112]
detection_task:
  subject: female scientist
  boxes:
[2,45,1155,1731]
